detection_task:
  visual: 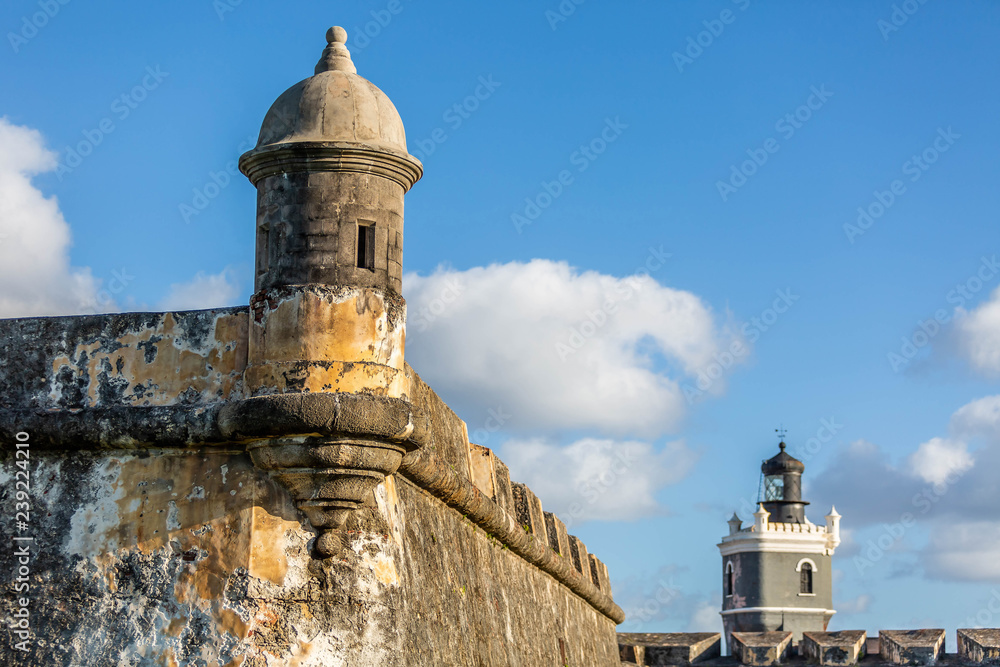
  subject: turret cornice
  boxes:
[239,141,423,191]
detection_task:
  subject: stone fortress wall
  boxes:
[0,309,622,665]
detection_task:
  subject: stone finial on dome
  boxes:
[315,26,357,75]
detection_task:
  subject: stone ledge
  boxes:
[218,392,425,448]
[880,630,945,666]
[731,632,794,666]
[958,630,1000,665]
[628,651,1000,667]
[0,392,428,452]
[802,631,867,666]
[618,632,721,666]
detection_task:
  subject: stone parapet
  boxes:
[617,630,1000,666]
[411,373,618,615]
[958,630,1000,665]
[802,631,867,666]
[0,309,249,412]
[730,632,794,666]
[618,632,721,665]
[880,630,946,666]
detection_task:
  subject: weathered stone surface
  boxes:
[406,366,472,480]
[250,34,410,153]
[218,390,423,445]
[512,481,546,540]
[621,640,646,665]
[468,443,497,499]
[880,630,946,665]
[491,453,515,518]
[393,474,618,664]
[617,632,721,665]
[802,630,867,665]
[0,308,248,411]
[0,448,619,665]
[246,285,407,397]
[590,553,612,593]
[958,629,1000,665]
[544,510,570,558]
[569,534,592,581]
[244,154,414,294]
[731,631,794,666]
[0,304,624,661]
[397,440,622,625]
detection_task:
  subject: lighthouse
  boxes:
[718,439,842,650]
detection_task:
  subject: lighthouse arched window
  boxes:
[725,561,734,597]
[764,474,784,501]
[796,558,816,595]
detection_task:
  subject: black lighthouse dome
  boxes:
[762,441,805,475]
[760,441,809,523]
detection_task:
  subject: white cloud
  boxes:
[686,600,722,633]
[499,437,698,525]
[924,522,1000,582]
[950,394,1000,439]
[404,260,741,438]
[906,437,973,486]
[955,286,1000,376]
[158,267,242,311]
[0,117,103,317]
[0,119,242,317]
[837,593,872,614]
[812,395,1000,584]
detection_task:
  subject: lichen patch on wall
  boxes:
[42,310,248,409]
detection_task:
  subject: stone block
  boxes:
[511,482,546,542]
[588,552,602,589]
[544,511,570,558]
[468,443,496,499]
[588,553,611,594]
[374,223,389,271]
[958,629,1000,664]
[802,630,867,666]
[619,640,645,665]
[491,455,515,518]
[879,630,945,665]
[730,631,794,666]
[617,632,721,666]
[406,367,472,479]
[568,535,591,581]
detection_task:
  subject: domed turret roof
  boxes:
[761,442,805,475]
[253,26,408,154]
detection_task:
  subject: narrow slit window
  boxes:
[800,562,813,594]
[257,223,270,276]
[725,562,734,596]
[357,222,375,270]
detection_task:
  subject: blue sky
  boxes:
[3,0,1000,638]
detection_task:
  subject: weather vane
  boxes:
[775,425,787,442]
